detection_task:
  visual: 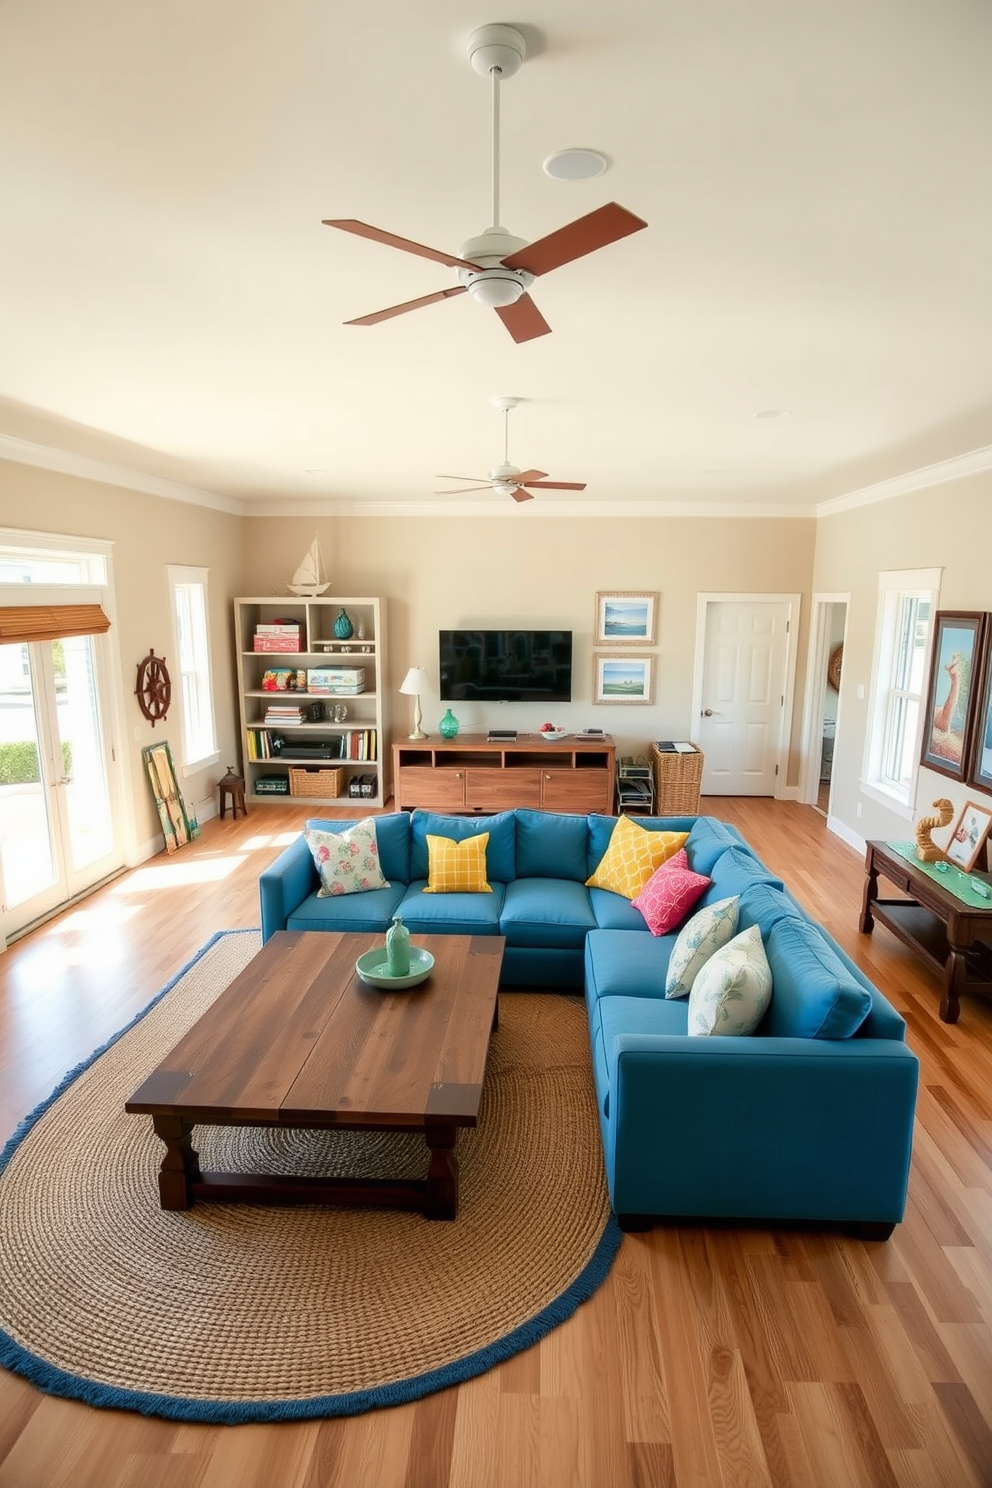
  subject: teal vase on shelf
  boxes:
[333,608,354,640]
[438,707,460,739]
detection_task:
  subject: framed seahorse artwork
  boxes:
[920,611,987,782]
[967,620,992,796]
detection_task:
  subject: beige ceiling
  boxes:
[2,1,991,517]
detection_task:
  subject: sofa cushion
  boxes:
[304,818,390,897]
[395,882,505,935]
[514,809,590,881]
[500,878,597,949]
[685,817,748,876]
[424,832,492,894]
[307,813,410,886]
[737,881,805,936]
[287,883,407,934]
[410,810,515,882]
[687,925,772,1036]
[632,849,711,936]
[586,815,689,899]
[589,888,651,931]
[665,895,740,999]
[762,917,873,1038]
[584,928,675,1003]
[700,845,784,907]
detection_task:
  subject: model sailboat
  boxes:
[288,534,330,596]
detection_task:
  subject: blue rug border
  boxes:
[0,931,623,1424]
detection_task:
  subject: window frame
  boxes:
[861,567,941,816]
[166,566,219,775]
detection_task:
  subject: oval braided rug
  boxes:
[0,931,620,1423]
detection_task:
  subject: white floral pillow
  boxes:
[664,895,740,1000]
[687,925,772,1036]
[304,818,389,897]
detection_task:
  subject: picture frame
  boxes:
[944,799,992,873]
[967,620,992,796]
[594,591,657,646]
[592,652,655,705]
[919,611,986,782]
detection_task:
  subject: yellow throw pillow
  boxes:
[586,816,689,899]
[424,832,492,893]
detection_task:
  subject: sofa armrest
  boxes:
[259,836,318,942]
[603,1033,919,1225]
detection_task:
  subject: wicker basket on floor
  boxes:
[650,744,704,815]
[288,766,344,799]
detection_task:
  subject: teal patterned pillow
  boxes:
[664,895,740,1000]
[687,925,772,1036]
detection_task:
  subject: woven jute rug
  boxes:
[0,931,619,1423]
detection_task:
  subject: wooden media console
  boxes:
[393,734,616,815]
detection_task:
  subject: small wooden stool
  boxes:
[218,767,246,820]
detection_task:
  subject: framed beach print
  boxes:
[944,799,992,873]
[919,611,986,782]
[967,623,992,795]
[594,591,657,646]
[593,652,655,705]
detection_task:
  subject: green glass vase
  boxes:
[438,708,460,739]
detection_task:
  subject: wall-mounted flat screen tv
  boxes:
[439,630,573,703]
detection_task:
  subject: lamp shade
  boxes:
[399,666,430,696]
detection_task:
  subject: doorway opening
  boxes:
[800,595,850,818]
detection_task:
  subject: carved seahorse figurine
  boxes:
[915,797,954,862]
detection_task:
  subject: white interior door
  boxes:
[694,597,797,796]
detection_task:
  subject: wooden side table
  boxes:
[218,768,246,820]
[859,839,992,1022]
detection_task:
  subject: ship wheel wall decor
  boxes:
[135,649,172,725]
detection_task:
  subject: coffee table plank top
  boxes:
[126,931,503,1130]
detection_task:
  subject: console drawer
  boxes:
[466,768,542,810]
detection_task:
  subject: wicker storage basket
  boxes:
[288,766,344,799]
[650,744,704,815]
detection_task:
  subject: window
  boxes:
[863,568,941,812]
[167,567,218,772]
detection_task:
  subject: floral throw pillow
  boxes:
[632,849,711,936]
[664,895,740,1000]
[687,925,772,1036]
[304,818,389,897]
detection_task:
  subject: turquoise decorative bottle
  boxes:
[438,707,460,739]
[386,914,411,978]
[333,607,354,640]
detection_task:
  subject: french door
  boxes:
[0,632,123,941]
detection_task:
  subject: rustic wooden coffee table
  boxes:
[125,930,503,1219]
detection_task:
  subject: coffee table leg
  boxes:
[152,1114,201,1210]
[425,1126,458,1220]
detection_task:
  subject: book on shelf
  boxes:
[253,636,302,652]
[255,621,301,634]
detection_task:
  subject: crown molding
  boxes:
[816,444,992,517]
[0,435,245,516]
[241,497,817,519]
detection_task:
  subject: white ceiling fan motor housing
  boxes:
[467,24,526,79]
[458,227,534,307]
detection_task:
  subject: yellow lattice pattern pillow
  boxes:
[424,832,492,893]
[585,816,689,899]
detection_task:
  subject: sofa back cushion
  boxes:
[410,809,515,882]
[685,817,749,876]
[307,813,410,885]
[700,845,784,906]
[761,916,873,1038]
[514,809,589,881]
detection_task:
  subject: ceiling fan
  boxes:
[436,397,587,503]
[323,24,647,344]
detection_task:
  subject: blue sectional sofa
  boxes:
[259,808,919,1237]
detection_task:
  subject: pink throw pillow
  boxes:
[632,848,711,936]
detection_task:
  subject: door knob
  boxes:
[702,708,715,717]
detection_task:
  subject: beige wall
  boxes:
[243,514,817,773]
[812,471,992,845]
[0,462,244,853]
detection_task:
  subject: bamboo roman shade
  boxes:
[0,605,111,645]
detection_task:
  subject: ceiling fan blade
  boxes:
[434,484,493,494]
[522,480,587,491]
[435,474,489,484]
[513,469,549,484]
[494,294,552,343]
[502,203,648,277]
[345,286,467,327]
[510,486,536,503]
[323,219,478,271]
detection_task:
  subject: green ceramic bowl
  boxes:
[355,946,435,990]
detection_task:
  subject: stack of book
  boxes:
[262,700,324,726]
[253,620,302,653]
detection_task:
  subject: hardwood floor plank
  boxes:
[2,799,992,1486]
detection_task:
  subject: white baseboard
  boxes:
[827,814,865,856]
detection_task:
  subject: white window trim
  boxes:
[166,565,219,776]
[861,566,941,816]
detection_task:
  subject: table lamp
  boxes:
[399,666,429,740]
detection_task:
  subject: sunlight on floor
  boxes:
[112,856,244,891]
[42,901,143,935]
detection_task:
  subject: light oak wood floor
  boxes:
[0,799,990,1488]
